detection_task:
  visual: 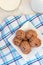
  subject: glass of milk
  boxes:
[30,0,43,13]
[0,0,21,11]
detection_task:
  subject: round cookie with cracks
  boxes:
[20,41,31,54]
[29,37,41,47]
[13,37,22,46]
[16,30,25,40]
[26,30,37,39]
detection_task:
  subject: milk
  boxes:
[0,0,21,11]
[31,0,43,13]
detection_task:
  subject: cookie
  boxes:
[23,36,28,41]
[20,41,31,54]
[26,30,37,39]
[16,30,25,40]
[29,37,41,47]
[13,37,22,46]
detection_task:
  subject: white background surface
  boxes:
[0,0,35,24]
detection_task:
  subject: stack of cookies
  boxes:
[13,30,41,54]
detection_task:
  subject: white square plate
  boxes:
[8,21,43,62]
